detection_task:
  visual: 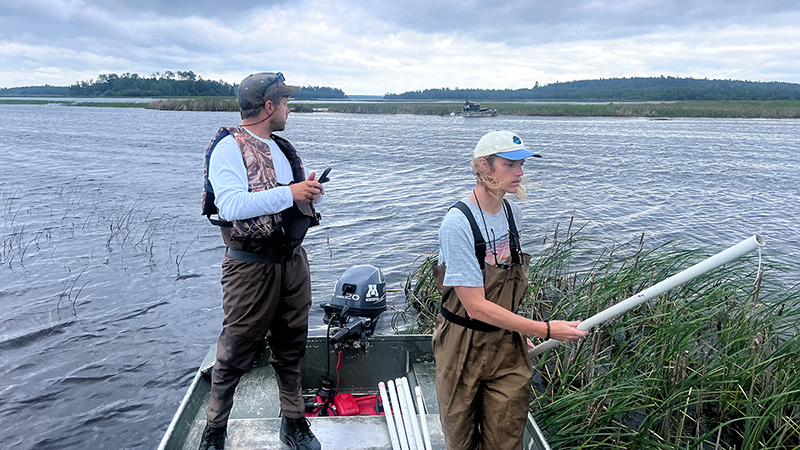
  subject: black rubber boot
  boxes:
[280,416,322,450]
[198,424,227,450]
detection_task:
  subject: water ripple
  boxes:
[0,108,798,449]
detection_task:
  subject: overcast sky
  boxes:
[1,0,799,94]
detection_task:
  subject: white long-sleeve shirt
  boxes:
[208,129,308,221]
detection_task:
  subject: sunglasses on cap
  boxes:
[263,72,285,91]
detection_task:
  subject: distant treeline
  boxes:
[293,86,347,99]
[61,71,347,99]
[0,85,69,96]
[384,76,800,101]
[67,71,233,97]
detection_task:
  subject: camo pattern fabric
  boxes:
[204,126,308,240]
[226,126,291,240]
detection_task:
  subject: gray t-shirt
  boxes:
[438,196,523,287]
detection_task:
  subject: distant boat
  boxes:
[452,100,497,117]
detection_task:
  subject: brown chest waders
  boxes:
[202,130,318,427]
[432,200,533,450]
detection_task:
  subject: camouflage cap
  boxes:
[238,72,302,111]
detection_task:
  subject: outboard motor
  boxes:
[323,265,387,346]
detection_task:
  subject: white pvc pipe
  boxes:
[401,377,425,450]
[387,379,410,450]
[379,382,402,450]
[396,378,419,450]
[530,234,765,357]
[414,385,433,450]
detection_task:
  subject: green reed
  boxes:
[0,99,143,108]
[307,100,800,118]
[486,100,800,118]
[146,97,239,111]
[6,98,799,117]
[398,226,800,449]
[325,102,457,115]
[144,98,320,113]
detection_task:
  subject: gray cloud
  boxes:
[354,0,800,44]
[78,0,291,19]
[1,0,799,91]
[1,1,223,50]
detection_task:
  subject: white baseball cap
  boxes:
[473,130,541,160]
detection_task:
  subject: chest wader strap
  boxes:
[504,200,522,266]
[450,199,522,270]
[440,305,500,332]
[451,201,487,270]
[440,199,523,331]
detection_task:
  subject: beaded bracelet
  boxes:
[545,321,550,341]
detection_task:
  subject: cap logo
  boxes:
[512,136,521,145]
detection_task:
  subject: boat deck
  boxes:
[182,415,447,449]
[159,335,549,450]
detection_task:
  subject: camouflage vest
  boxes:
[202,126,316,252]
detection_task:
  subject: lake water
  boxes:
[1,97,156,103]
[1,105,798,449]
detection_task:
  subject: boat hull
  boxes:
[158,334,550,450]
[452,109,497,117]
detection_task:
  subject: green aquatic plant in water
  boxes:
[316,101,800,118]
[146,97,239,112]
[5,98,799,117]
[398,224,800,449]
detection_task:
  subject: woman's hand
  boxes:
[453,287,588,342]
[548,320,588,341]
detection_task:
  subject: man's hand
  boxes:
[290,171,324,203]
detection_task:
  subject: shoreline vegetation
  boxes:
[2,98,800,118]
[4,75,800,102]
[3,74,800,117]
[0,71,346,99]
[396,226,800,449]
[304,100,800,118]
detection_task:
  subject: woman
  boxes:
[433,130,587,450]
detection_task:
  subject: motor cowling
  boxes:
[323,265,387,344]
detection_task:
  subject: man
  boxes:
[200,72,324,450]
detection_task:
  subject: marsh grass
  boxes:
[0,99,143,108]
[1,186,41,269]
[145,98,320,113]
[2,177,199,279]
[325,102,457,115]
[398,225,800,449]
[324,101,800,118]
[5,98,799,117]
[146,97,239,111]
